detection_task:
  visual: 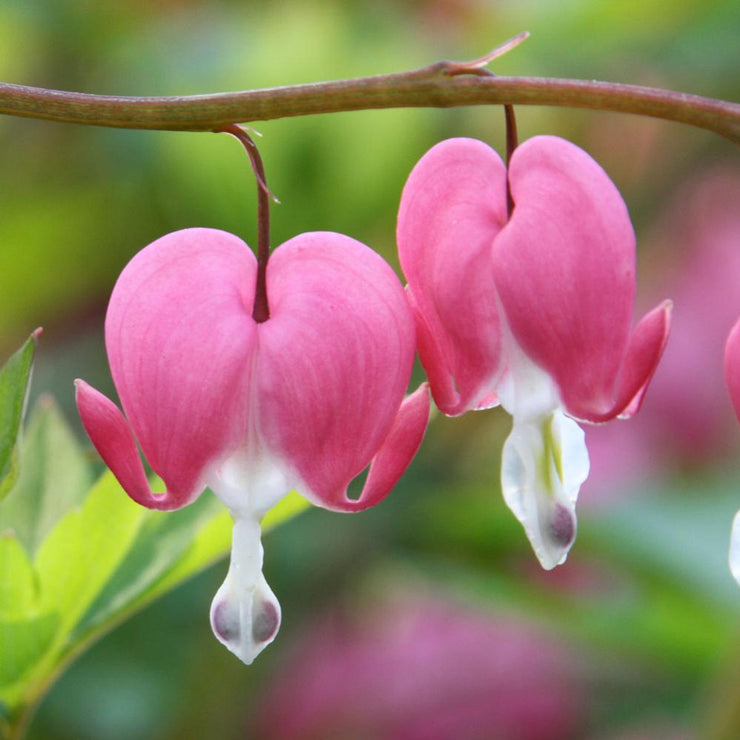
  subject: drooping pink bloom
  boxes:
[398,135,671,569]
[76,227,429,664]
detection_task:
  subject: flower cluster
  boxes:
[77,133,672,663]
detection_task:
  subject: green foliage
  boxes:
[0,395,308,732]
[0,333,37,501]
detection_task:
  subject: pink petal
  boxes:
[606,300,672,420]
[724,317,740,423]
[255,232,425,511]
[334,382,429,512]
[75,380,187,510]
[493,135,664,422]
[103,228,259,507]
[397,138,508,415]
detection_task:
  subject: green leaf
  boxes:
[0,532,40,620]
[0,533,59,698]
[34,472,146,640]
[72,485,228,640]
[0,614,60,690]
[0,471,146,708]
[0,331,38,501]
[0,396,94,558]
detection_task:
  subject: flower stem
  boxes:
[0,56,738,141]
[219,125,272,323]
[504,104,519,217]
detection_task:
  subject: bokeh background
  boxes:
[1,0,740,738]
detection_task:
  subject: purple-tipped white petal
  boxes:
[102,228,259,508]
[729,511,740,586]
[256,232,426,512]
[494,136,670,423]
[501,410,589,570]
[210,516,281,665]
[398,138,507,415]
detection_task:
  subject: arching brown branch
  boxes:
[0,58,738,141]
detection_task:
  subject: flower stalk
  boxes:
[219,124,274,322]
[504,104,518,217]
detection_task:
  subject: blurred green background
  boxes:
[1,0,740,738]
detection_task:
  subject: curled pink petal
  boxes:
[494,135,668,422]
[606,300,672,421]
[724,317,740,422]
[398,138,507,415]
[327,383,429,512]
[75,380,189,510]
[256,232,424,511]
[104,228,259,508]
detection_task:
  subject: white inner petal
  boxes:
[209,515,281,665]
[204,443,299,665]
[729,510,740,585]
[496,345,560,422]
[494,324,590,569]
[501,410,589,570]
[206,445,295,519]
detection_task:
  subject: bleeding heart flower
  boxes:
[398,135,671,569]
[76,227,429,664]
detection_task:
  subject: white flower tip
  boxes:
[210,577,282,665]
[729,510,740,585]
[549,502,576,549]
[500,411,586,571]
[209,514,282,665]
[535,502,577,570]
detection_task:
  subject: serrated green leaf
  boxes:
[0,397,94,558]
[0,332,38,501]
